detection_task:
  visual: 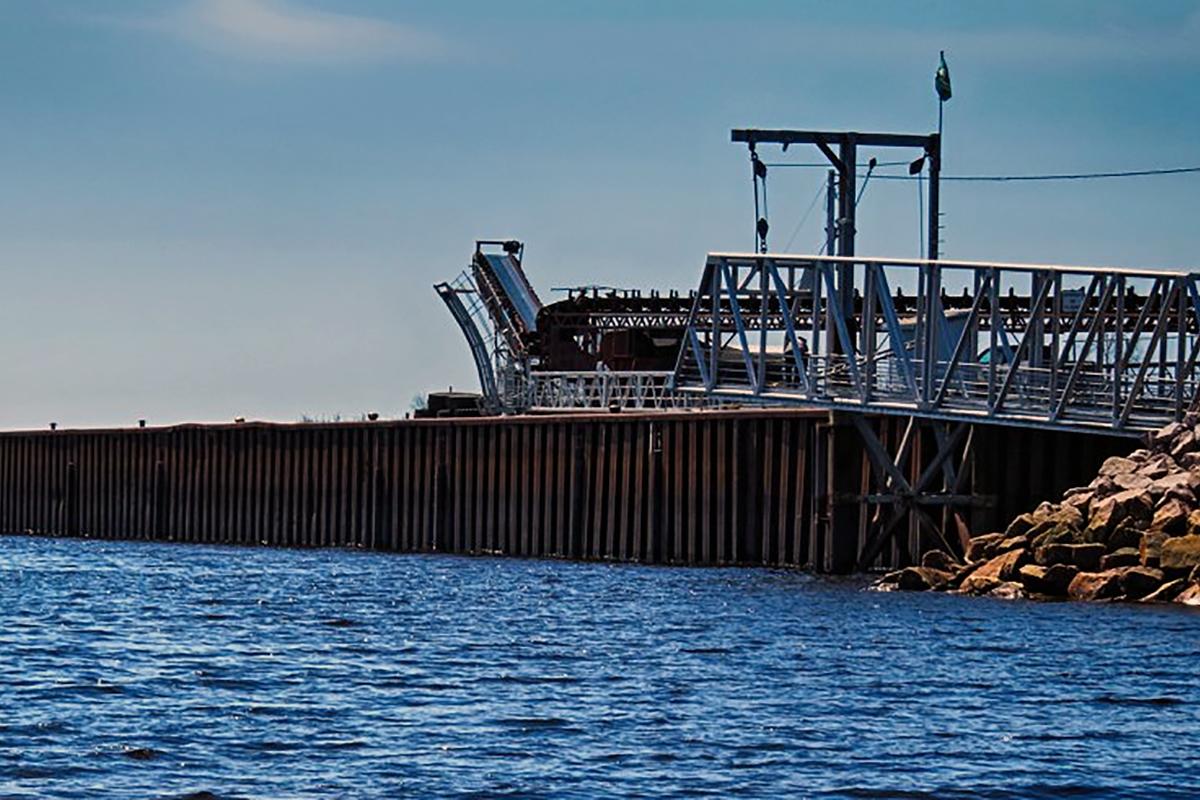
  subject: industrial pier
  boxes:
[4,126,1194,571]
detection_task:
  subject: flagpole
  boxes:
[935,49,950,140]
[933,50,950,261]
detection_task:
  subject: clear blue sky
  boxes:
[0,1,1197,428]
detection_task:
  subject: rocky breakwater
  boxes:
[874,418,1200,605]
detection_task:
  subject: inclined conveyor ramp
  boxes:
[469,242,542,354]
[478,252,541,333]
[434,240,545,412]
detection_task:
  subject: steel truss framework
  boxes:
[674,252,1200,435]
[851,415,979,567]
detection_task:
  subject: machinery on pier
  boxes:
[435,240,702,414]
[436,127,947,416]
[435,239,540,412]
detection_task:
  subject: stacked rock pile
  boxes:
[874,417,1200,604]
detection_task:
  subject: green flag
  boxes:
[935,50,952,102]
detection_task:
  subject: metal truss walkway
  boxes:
[673,253,1200,436]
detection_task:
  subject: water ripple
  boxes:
[1,536,1200,799]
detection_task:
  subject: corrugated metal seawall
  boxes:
[0,410,1131,571]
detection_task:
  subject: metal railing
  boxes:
[527,371,709,411]
[673,253,1200,434]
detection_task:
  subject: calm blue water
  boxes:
[2,536,1199,799]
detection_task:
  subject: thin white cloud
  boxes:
[721,10,1200,69]
[103,0,446,63]
[827,16,1200,68]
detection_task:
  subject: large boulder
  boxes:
[964,533,1004,562]
[997,535,1029,554]
[895,566,953,591]
[1067,570,1124,601]
[1149,422,1186,452]
[1025,503,1085,545]
[1141,531,1170,568]
[1018,562,1078,596]
[1088,475,1118,499]
[1101,547,1141,570]
[958,574,1001,596]
[1031,525,1082,550]
[1119,566,1165,599]
[1149,497,1191,535]
[1170,430,1197,459]
[1016,564,1047,591]
[1151,471,1200,501]
[1040,502,1083,529]
[1085,489,1153,540]
[871,571,902,591]
[959,549,1026,595]
[1160,535,1200,577]
[941,560,984,592]
[1174,582,1200,606]
[986,581,1026,601]
[1112,472,1154,493]
[1098,456,1139,477]
[1141,578,1189,603]
[1062,492,1092,514]
[1035,542,1105,571]
[1105,522,1145,551]
[988,548,1026,581]
[1003,513,1035,539]
[1090,472,1153,499]
[920,550,960,573]
[1188,510,1200,537]
[1135,454,1174,480]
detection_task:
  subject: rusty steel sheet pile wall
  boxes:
[0,411,823,567]
[0,410,1131,571]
